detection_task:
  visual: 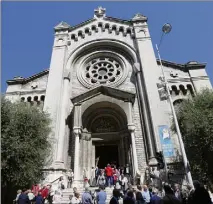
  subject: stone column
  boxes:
[133,63,156,164]
[120,137,125,167]
[123,135,128,165]
[55,72,70,168]
[73,128,81,184]
[128,125,138,178]
[92,145,95,168]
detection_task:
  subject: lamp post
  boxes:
[156,23,193,186]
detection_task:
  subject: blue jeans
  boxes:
[107,176,112,187]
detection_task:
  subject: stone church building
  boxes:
[5,7,212,187]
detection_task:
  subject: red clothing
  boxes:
[40,188,49,199]
[113,174,118,181]
[32,185,40,196]
[105,166,113,177]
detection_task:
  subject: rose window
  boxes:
[84,58,122,85]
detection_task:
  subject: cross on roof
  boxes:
[94,6,106,17]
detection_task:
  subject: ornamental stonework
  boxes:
[77,52,128,89]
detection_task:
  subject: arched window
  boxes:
[179,85,187,95]
[173,99,184,112]
[34,96,38,101]
[171,85,178,96]
[21,97,25,102]
[40,95,45,102]
[27,96,32,102]
[187,84,195,96]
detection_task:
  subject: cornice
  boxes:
[156,59,206,71]
[6,70,49,85]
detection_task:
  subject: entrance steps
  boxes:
[57,186,117,204]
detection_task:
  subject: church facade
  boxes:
[5,7,212,186]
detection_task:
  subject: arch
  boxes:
[98,22,103,27]
[78,30,84,38]
[171,85,179,95]
[65,39,138,71]
[34,96,38,101]
[187,84,195,96]
[173,99,184,106]
[82,101,128,133]
[179,84,187,95]
[126,28,132,34]
[112,25,117,31]
[119,26,124,32]
[27,96,32,102]
[40,95,45,101]
[71,34,76,40]
[85,27,90,34]
[21,97,25,102]
[105,23,110,29]
[91,25,97,32]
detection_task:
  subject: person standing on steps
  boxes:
[105,164,113,188]
[123,190,135,204]
[82,187,93,204]
[97,171,106,188]
[67,169,74,188]
[96,185,107,204]
[142,185,151,204]
[110,189,120,204]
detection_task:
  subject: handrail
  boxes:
[50,176,62,184]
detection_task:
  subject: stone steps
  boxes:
[56,186,115,204]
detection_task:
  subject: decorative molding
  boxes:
[128,124,135,132]
[69,23,135,42]
[131,13,148,22]
[94,6,106,18]
[31,82,38,89]
[77,51,129,89]
[63,70,71,81]
[6,70,49,85]
[71,85,135,104]
[73,127,81,137]
[133,62,141,74]
[170,71,178,78]
[54,21,71,32]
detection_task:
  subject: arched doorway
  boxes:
[81,101,132,175]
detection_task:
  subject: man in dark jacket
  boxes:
[150,189,161,204]
[18,189,30,204]
[161,184,181,204]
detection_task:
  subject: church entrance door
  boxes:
[95,145,119,169]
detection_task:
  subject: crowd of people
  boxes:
[13,163,213,204]
[69,181,213,204]
[90,164,130,191]
[14,184,56,204]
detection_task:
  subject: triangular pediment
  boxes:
[66,7,138,35]
[71,86,135,104]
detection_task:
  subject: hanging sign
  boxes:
[158,125,175,158]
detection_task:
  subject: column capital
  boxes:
[133,62,141,74]
[63,70,71,81]
[73,127,81,137]
[128,124,135,132]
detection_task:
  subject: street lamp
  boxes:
[156,23,194,186]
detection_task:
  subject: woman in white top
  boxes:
[119,174,128,194]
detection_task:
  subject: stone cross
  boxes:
[94,6,106,17]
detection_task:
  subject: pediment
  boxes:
[71,86,135,104]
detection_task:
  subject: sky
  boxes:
[2,2,213,92]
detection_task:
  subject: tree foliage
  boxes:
[173,88,213,188]
[1,97,52,189]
